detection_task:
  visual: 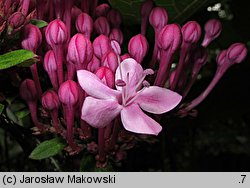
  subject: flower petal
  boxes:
[77,70,120,100]
[115,58,144,92]
[121,103,162,135]
[136,86,182,114]
[81,97,122,128]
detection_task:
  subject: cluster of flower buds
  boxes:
[0,0,35,37]
[18,0,247,167]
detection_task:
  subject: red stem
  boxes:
[54,46,64,85]
[171,45,188,91]
[30,64,42,98]
[27,101,43,130]
[50,109,60,132]
[154,50,174,87]
[66,62,75,80]
[185,66,228,111]
[98,128,106,163]
[48,71,58,91]
[64,105,77,149]
[149,30,159,69]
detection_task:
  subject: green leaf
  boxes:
[30,19,48,28]
[0,103,4,114]
[109,0,219,25]
[15,109,30,119]
[29,138,66,160]
[0,50,36,70]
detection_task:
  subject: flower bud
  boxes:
[58,80,79,106]
[128,34,149,63]
[202,19,222,47]
[75,13,93,38]
[216,49,228,67]
[227,43,248,63]
[87,55,101,73]
[94,16,110,36]
[158,24,182,52]
[101,51,118,72]
[20,79,37,102]
[109,28,123,45]
[149,7,168,32]
[71,6,82,22]
[7,12,25,35]
[204,19,222,38]
[95,66,115,88]
[93,34,112,59]
[95,3,110,17]
[45,19,68,47]
[182,21,201,44]
[21,24,42,53]
[120,53,130,61]
[67,33,93,68]
[107,9,122,28]
[110,40,121,55]
[41,90,60,111]
[44,50,57,72]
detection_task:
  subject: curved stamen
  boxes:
[134,69,154,91]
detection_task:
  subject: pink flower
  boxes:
[77,58,182,135]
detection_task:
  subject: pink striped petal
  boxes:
[121,103,162,135]
[81,97,122,128]
[136,86,182,114]
[77,70,120,100]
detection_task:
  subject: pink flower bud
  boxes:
[182,21,201,44]
[67,33,93,69]
[7,12,25,35]
[128,34,149,63]
[87,55,101,73]
[44,50,58,90]
[21,24,42,53]
[45,19,68,47]
[58,80,79,106]
[101,51,118,72]
[95,3,110,17]
[120,53,130,61]
[75,13,93,38]
[216,50,228,67]
[109,28,124,45]
[158,24,182,52]
[107,9,122,28]
[110,40,121,55]
[20,79,37,102]
[94,16,110,36]
[93,34,112,59]
[44,50,57,72]
[149,7,168,32]
[71,6,82,22]
[227,43,248,63]
[202,19,222,47]
[41,90,60,111]
[95,66,115,88]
